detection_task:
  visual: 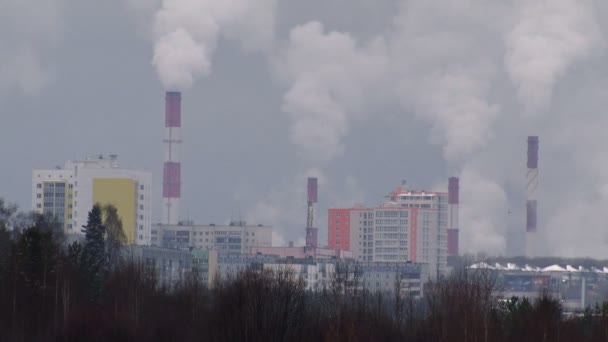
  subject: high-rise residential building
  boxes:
[32,154,152,245]
[328,180,456,280]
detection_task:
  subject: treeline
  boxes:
[3,199,608,341]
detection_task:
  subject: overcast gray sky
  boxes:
[2,0,608,258]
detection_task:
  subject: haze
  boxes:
[2,0,608,258]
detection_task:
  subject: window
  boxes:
[139,215,143,220]
[139,225,143,230]
[36,193,41,198]
[140,195,144,200]
[139,205,144,210]
[36,203,41,209]
[140,185,144,190]
[37,183,41,189]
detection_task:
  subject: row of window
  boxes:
[376,211,407,218]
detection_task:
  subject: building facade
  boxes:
[32,154,152,245]
[216,253,427,296]
[329,182,453,280]
[124,245,192,285]
[152,221,272,253]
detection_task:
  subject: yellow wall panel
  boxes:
[93,178,136,244]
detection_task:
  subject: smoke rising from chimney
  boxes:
[151,0,277,90]
[505,0,602,114]
[280,22,389,163]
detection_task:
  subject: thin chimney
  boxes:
[306,177,318,248]
[162,91,182,225]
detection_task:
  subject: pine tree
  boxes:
[103,204,126,269]
[80,205,106,301]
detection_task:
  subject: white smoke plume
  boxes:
[279,22,389,163]
[505,0,602,114]
[0,0,65,95]
[459,166,509,254]
[247,168,325,246]
[276,2,508,253]
[389,1,506,162]
[151,0,277,90]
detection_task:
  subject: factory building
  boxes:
[151,221,272,253]
[328,179,459,280]
[32,154,152,245]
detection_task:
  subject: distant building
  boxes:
[124,245,192,285]
[216,253,427,297]
[151,221,272,253]
[248,246,353,260]
[469,261,608,312]
[191,248,218,286]
[32,154,152,245]
[329,181,456,280]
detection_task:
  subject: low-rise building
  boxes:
[248,246,353,260]
[152,221,272,253]
[216,253,427,297]
[124,245,191,285]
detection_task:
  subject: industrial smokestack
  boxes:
[447,177,459,256]
[162,91,182,225]
[526,136,539,256]
[306,177,318,248]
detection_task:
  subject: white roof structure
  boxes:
[541,265,566,272]
[469,262,495,270]
[467,263,608,274]
[566,265,579,272]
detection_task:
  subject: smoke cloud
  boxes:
[272,0,607,256]
[0,0,65,95]
[280,22,389,163]
[389,1,507,161]
[505,0,602,114]
[151,0,277,90]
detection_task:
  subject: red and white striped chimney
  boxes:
[163,91,182,225]
[526,136,539,232]
[526,136,539,256]
[447,177,459,256]
[306,177,318,248]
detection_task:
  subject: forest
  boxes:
[2,198,608,342]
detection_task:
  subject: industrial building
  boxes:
[328,178,459,280]
[469,261,608,312]
[216,253,427,296]
[151,221,273,253]
[32,154,152,245]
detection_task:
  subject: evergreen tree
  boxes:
[80,205,106,301]
[103,204,126,269]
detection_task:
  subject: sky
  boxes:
[2,0,608,258]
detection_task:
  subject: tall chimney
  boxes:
[306,177,318,248]
[447,177,459,256]
[526,136,539,256]
[162,91,182,225]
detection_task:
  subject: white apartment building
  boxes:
[152,221,273,253]
[330,183,451,280]
[32,154,152,245]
